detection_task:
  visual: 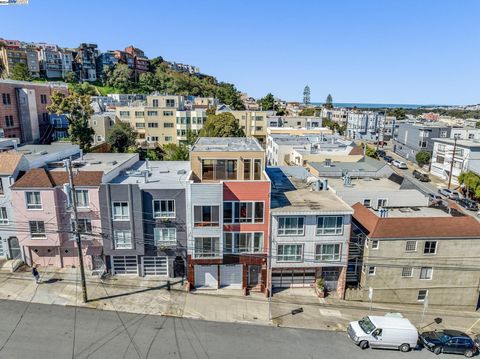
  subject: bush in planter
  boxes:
[316,277,325,291]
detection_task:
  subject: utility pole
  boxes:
[447,136,459,190]
[268,237,273,320]
[65,158,88,303]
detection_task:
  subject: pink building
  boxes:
[11,168,103,269]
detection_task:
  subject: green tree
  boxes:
[259,93,275,111]
[106,63,133,92]
[138,72,160,93]
[107,122,138,153]
[149,56,164,72]
[415,150,431,167]
[475,121,480,129]
[458,171,480,198]
[324,94,333,109]
[64,71,77,83]
[162,143,189,161]
[363,143,378,159]
[10,62,31,81]
[70,82,97,96]
[145,148,160,160]
[299,108,315,116]
[388,108,407,121]
[186,129,198,146]
[199,113,245,137]
[47,92,94,151]
[303,85,311,105]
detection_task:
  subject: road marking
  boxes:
[466,317,480,334]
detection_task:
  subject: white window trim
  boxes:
[376,198,388,208]
[316,216,344,236]
[419,267,433,280]
[153,199,176,219]
[371,240,379,250]
[423,240,438,255]
[223,232,264,254]
[314,243,342,262]
[367,266,376,276]
[401,267,413,278]
[113,230,133,249]
[0,207,8,225]
[417,289,428,302]
[277,243,304,263]
[193,205,220,227]
[75,189,90,208]
[193,236,221,259]
[277,216,305,236]
[25,191,42,210]
[112,201,130,221]
[363,198,372,207]
[154,227,177,246]
[405,240,417,252]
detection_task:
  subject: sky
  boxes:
[1,0,479,105]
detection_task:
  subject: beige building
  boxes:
[350,203,480,310]
[0,46,28,78]
[89,112,116,146]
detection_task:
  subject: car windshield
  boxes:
[431,332,451,342]
[358,317,376,334]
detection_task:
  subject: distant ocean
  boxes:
[311,102,437,109]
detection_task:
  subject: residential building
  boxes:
[350,203,480,310]
[0,41,28,78]
[167,62,200,75]
[268,166,353,296]
[114,46,150,80]
[96,51,118,80]
[216,105,274,143]
[73,43,98,82]
[267,116,322,129]
[36,43,72,79]
[100,161,189,277]
[175,109,207,142]
[307,157,393,178]
[346,111,386,140]
[430,138,480,185]
[186,137,270,292]
[23,43,40,78]
[11,153,138,269]
[450,127,480,141]
[240,93,260,111]
[393,122,451,163]
[321,108,348,124]
[89,112,116,146]
[0,79,68,142]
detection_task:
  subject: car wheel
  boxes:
[433,346,442,355]
[464,349,474,358]
[359,341,369,350]
[399,343,410,352]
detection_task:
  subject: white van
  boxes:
[347,315,418,352]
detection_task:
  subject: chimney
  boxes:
[144,170,148,183]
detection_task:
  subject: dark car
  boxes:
[383,155,393,163]
[412,170,431,182]
[457,198,479,211]
[377,150,386,158]
[420,330,477,357]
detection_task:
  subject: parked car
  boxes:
[377,150,386,158]
[383,155,393,163]
[438,188,461,200]
[412,170,430,182]
[428,193,442,202]
[420,330,477,357]
[457,198,479,211]
[347,315,418,352]
[392,160,408,169]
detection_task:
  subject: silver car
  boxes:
[438,188,461,200]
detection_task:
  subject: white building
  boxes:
[346,111,385,141]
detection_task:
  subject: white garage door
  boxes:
[112,256,138,275]
[272,269,316,288]
[194,265,218,289]
[142,256,168,276]
[220,264,242,289]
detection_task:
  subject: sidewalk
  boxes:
[1,266,479,335]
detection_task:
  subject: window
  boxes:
[278,217,304,236]
[74,190,89,208]
[371,240,379,250]
[153,199,175,218]
[92,120,97,126]
[2,93,11,105]
[440,130,447,138]
[0,180,3,195]
[417,289,428,302]
[315,243,341,261]
[5,115,14,127]
[147,111,158,116]
[0,207,8,225]
[401,267,413,277]
[377,199,387,208]
[163,111,173,116]
[405,240,417,252]
[147,122,159,128]
[424,241,437,254]
[194,237,219,258]
[201,159,237,180]
[223,202,233,223]
[30,221,46,239]
[72,218,92,235]
[154,228,176,246]
[165,136,172,142]
[277,244,303,262]
[135,122,145,128]
[166,99,175,107]
[152,99,159,107]
[194,205,219,227]
[26,191,42,209]
[113,231,132,249]
[368,266,376,276]
[224,232,263,253]
[112,202,129,221]
[243,159,251,180]
[316,216,343,235]
[420,267,433,280]
[135,111,144,117]
[418,140,427,148]
[119,111,130,117]
[226,201,263,223]
[164,122,174,128]
[363,199,371,207]
[253,159,262,180]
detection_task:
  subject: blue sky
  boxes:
[1,0,479,105]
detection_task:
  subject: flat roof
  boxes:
[267,166,353,214]
[432,137,480,148]
[370,206,452,218]
[309,157,385,173]
[0,79,68,88]
[191,137,263,152]
[12,143,80,160]
[328,176,401,191]
[49,153,137,174]
[110,161,190,189]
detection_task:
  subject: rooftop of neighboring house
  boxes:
[395,120,450,129]
[352,202,480,239]
[308,157,387,174]
[109,161,190,189]
[328,176,403,191]
[267,166,353,214]
[432,137,480,149]
[11,168,104,189]
[0,79,68,89]
[191,137,263,152]
[269,133,348,146]
[0,153,26,175]
[9,143,81,168]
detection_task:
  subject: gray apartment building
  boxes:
[346,111,385,141]
[99,161,190,278]
[393,122,451,163]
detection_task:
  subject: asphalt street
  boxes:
[0,300,439,359]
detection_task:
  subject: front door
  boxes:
[248,265,261,287]
[8,237,21,259]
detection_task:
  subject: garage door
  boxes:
[194,265,218,289]
[142,256,168,276]
[272,269,316,288]
[220,264,242,289]
[112,256,138,275]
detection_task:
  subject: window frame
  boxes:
[316,216,344,235]
[25,191,42,210]
[405,240,417,252]
[29,220,46,239]
[401,266,413,278]
[153,199,176,219]
[112,201,130,221]
[193,205,220,227]
[0,207,8,225]
[315,243,342,262]
[223,232,264,254]
[277,216,305,236]
[223,201,264,224]
[277,243,303,263]
[419,267,433,280]
[367,266,376,276]
[154,227,177,246]
[74,189,90,208]
[417,289,428,302]
[193,236,220,258]
[363,199,372,207]
[113,230,133,249]
[424,240,437,255]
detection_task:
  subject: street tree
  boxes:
[107,122,138,153]
[199,112,245,137]
[458,171,480,198]
[47,92,94,151]
[10,62,31,81]
[415,150,431,167]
